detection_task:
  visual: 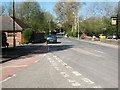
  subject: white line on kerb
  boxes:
[3,65,28,68]
[35,60,39,63]
[2,74,16,82]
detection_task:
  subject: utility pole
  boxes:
[77,12,80,39]
[116,1,120,39]
[77,15,80,39]
[13,0,16,47]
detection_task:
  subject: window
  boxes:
[8,32,17,37]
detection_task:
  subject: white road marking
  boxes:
[60,72,69,77]
[54,66,61,71]
[49,60,55,63]
[3,65,28,68]
[35,60,39,63]
[82,78,94,84]
[48,57,51,60]
[58,59,63,63]
[53,56,57,58]
[94,50,105,54]
[72,82,81,86]
[72,71,82,76]
[2,74,16,82]
[62,62,67,66]
[72,48,102,57]
[67,79,75,83]
[43,54,46,56]
[51,62,57,67]
[93,86,102,88]
[66,66,72,70]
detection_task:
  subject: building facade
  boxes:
[1,16,28,45]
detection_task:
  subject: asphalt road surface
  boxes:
[1,37,118,88]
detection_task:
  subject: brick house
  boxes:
[1,16,28,45]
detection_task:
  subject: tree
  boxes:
[22,28,34,44]
[0,5,5,16]
[53,0,83,33]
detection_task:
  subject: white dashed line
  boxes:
[93,86,102,88]
[58,59,63,62]
[53,56,57,58]
[81,78,94,84]
[62,62,67,66]
[54,66,61,71]
[66,66,72,70]
[48,57,51,60]
[72,82,81,86]
[72,71,82,76]
[49,54,102,88]
[60,72,69,77]
[67,79,75,83]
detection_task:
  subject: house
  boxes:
[0,16,28,45]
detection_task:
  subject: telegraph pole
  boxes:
[13,0,16,47]
[77,15,80,39]
[116,1,120,39]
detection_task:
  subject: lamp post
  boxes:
[13,0,16,47]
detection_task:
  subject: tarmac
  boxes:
[1,38,119,63]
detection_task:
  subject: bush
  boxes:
[68,31,78,37]
[22,28,34,44]
[72,31,78,37]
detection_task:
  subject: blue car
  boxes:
[47,35,57,44]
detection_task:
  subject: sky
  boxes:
[1,0,118,19]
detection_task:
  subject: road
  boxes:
[1,37,118,88]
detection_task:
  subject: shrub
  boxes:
[22,28,34,44]
[72,31,78,37]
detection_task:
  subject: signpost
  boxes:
[111,1,120,39]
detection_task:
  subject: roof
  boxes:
[0,16,28,31]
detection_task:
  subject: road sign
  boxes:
[111,17,117,26]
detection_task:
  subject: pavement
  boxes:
[1,43,48,63]
[70,37,118,49]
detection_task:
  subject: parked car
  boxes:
[107,35,113,39]
[47,35,57,44]
[107,35,117,39]
[99,34,106,39]
[112,35,117,39]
